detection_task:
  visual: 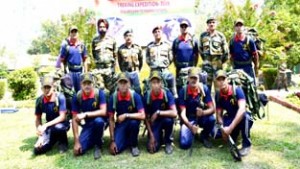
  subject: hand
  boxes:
[151,113,158,123]
[148,136,156,153]
[110,141,118,155]
[196,107,204,117]
[36,125,47,136]
[221,126,232,141]
[75,113,87,123]
[73,141,82,156]
[190,124,198,135]
[117,114,127,123]
[34,136,43,148]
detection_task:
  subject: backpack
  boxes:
[36,93,60,114]
[112,89,136,110]
[215,69,264,120]
[182,83,207,109]
[145,88,169,106]
[76,88,100,111]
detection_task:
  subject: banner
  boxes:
[95,0,196,46]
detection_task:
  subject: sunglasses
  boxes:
[180,25,188,28]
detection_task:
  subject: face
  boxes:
[180,24,188,34]
[150,78,162,93]
[188,76,198,87]
[124,33,133,44]
[70,29,78,39]
[98,22,107,35]
[118,80,130,93]
[216,77,228,90]
[42,85,53,97]
[81,81,93,93]
[207,20,217,31]
[235,23,244,34]
[153,29,162,41]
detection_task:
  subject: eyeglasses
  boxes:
[180,25,188,28]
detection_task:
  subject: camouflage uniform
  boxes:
[91,35,118,94]
[117,43,143,94]
[199,31,228,91]
[277,63,288,91]
[146,41,177,97]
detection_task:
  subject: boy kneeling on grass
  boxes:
[34,76,69,155]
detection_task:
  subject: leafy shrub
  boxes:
[261,68,277,89]
[0,80,6,100]
[7,68,38,100]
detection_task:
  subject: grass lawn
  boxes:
[0,102,299,169]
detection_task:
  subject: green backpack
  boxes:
[215,69,264,120]
[76,88,100,111]
[112,89,136,110]
[36,93,60,114]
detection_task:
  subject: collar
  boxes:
[154,40,163,45]
[82,89,95,100]
[179,33,192,42]
[151,89,164,100]
[220,85,233,99]
[118,91,131,101]
[234,34,246,42]
[125,43,134,49]
[68,37,80,46]
[43,93,55,103]
[187,85,200,98]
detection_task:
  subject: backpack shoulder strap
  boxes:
[112,90,118,110]
[183,85,188,101]
[36,95,44,110]
[146,90,151,105]
[94,88,99,105]
[129,90,136,108]
[76,90,82,107]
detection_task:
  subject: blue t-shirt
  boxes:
[60,40,87,71]
[178,85,212,119]
[35,93,67,122]
[72,89,106,121]
[172,36,199,69]
[216,85,245,117]
[108,91,144,117]
[143,89,175,117]
[230,36,257,67]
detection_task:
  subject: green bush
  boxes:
[262,68,277,89]
[7,68,38,100]
[0,80,6,100]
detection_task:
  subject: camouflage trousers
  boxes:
[276,72,288,91]
[202,58,223,92]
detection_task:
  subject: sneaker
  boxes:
[131,147,140,157]
[94,146,101,160]
[58,143,68,154]
[239,147,251,156]
[200,138,213,148]
[165,143,173,154]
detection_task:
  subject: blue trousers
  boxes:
[180,114,215,149]
[79,117,106,153]
[215,112,253,148]
[34,121,69,155]
[127,71,141,94]
[233,65,256,85]
[114,119,141,153]
[147,117,174,152]
[69,71,82,93]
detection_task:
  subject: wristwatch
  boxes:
[156,110,160,115]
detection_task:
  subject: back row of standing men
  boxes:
[33,17,257,159]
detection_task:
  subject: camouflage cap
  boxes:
[80,73,93,83]
[41,76,54,87]
[69,25,78,32]
[188,67,199,78]
[152,25,162,33]
[123,29,133,36]
[117,72,129,83]
[206,17,217,23]
[234,19,244,26]
[180,20,189,27]
[215,70,227,79]
[149,71,162,81]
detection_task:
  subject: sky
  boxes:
[0,0,264,59]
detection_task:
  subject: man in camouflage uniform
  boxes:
[92,18,118,94]
[117,29,143,94]
[199,17,229,91]
[146,26,177,98]
[172,20,199,93]
[277,62,288,91]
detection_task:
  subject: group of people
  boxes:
[33,17,258,160]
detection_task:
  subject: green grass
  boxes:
[0,102,299,169]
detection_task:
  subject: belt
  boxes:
[233,60,252,66]
[176,61,194,67]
